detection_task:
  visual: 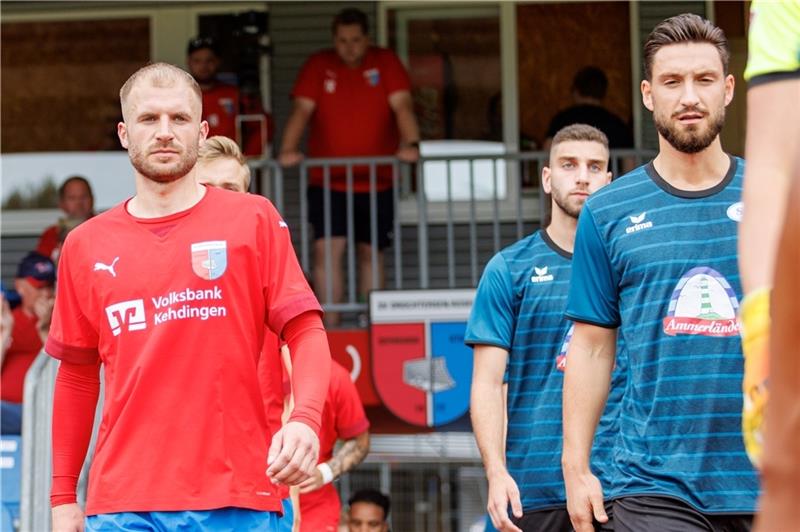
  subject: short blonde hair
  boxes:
[120,62,202,120]
[198,135,251,189]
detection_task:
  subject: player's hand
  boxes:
[52,503,85,532]
[266,421,319,486]
[278,150,304,167]
[486,468,523,532]
[396,145,420,163]
[297,465,325,494]
[564,469,608,532]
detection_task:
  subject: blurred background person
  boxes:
[36,176,94,263]
[1,252,55,434]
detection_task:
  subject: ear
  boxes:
[641,79,654,112]
[199,120,209,142]
[117,122,129,149]
[723,73,735,107]
[14,278,24,293]
[604,170,613,185]
[541,166,552,195]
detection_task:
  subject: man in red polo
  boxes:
[279,7,420,327]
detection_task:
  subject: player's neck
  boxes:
[128,172,207,219]
[546,208,578,254]
[653,137,730,191]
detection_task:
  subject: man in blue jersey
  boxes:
[562,13,759,532]
[467,124,618,532]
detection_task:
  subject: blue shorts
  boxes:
[276,498,294,532]
[85,507,280,531]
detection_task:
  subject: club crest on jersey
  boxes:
[727,202,743,222]
[556,324,574,371]
[190,240,227,280]
[663,267,740,337]
[324,78,336,94]
[364,68,380,86]
[219,97,235,115]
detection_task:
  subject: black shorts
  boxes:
[307,186,395,250]
[612,496,752,532]
[511,504,614,532]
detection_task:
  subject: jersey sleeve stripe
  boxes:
[747,69,800,88]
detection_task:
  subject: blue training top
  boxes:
[466,230,626,512]
[565,156,759,513]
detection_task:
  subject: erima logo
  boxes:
[625,212,654,234]
[531,266,554,283]
[105,299,146,336]
[93,257,119,277]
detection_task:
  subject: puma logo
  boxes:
[94,257,119,277]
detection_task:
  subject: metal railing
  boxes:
[20,354,102,532]
[253,149,655,318]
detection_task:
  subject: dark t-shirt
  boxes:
[546,104,633,148]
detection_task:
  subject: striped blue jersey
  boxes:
[566,157,759,513]
[465,230,626,512]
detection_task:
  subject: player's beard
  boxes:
[551,186,586,220]
[654,104,725,154]
[129,142,198,184]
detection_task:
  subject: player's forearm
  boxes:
[51,360,101,507]
[328,431,370,478]
[395,104,420,147]
[471,378,508,475]
[740,82,800,293]
[284,311,330,434]
[562,327,615,473]
[279,103,313,154]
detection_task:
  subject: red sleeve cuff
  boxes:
[287,413,321,436]
[45,337,99,365]
[338,418,370,440]
[270,295,322,337]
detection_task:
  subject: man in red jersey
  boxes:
[187,36,273,158]
[296,360,370,531]
[47,63,330,532]
[279,7,420,327]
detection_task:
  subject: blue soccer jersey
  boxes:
[566,156,759,513]
[466,230,626,512]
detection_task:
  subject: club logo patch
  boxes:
[190,240,227,280]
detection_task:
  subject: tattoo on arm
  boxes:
[328,432,370,479]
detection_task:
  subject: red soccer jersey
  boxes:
[1,307,42,403]
[203,84,240,142]
[203,84,272,158]
[258,330,290,500]
[298,361,369,531]
[45,186,321,515]
[292,47,411,192]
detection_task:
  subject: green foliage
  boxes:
[2,177,59,209]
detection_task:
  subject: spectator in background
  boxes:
[297,360,370,532]
[187,36,273,158]
[1,252,55,434]
[279,7,421,327]
[36,176,94,262]
[347,489,390,532]
[544,67,633,151]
